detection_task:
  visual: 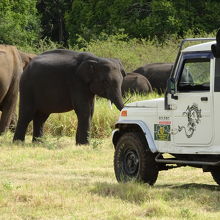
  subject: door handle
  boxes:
[201,97,208,101]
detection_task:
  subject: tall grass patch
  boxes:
[72,34,179,72]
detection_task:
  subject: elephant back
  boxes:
[122,72,152,96]
[133,63,173,94]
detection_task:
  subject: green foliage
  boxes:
[0,0,219,47]
[0,0,41,47]
[37,0,73,45]
[19,38,63,54]
[66,0,220,44]
[148,0,180,40]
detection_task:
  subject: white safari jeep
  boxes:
[112,31,220,186]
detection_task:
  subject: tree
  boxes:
[37,0,73,45]
[65,0,220,45]
[0,0,40,46]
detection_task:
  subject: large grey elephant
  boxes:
[0,45,25,134]
[134,63,173,94]
[121,72,152,96]
[13,49,126,145]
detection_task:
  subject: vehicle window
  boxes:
[215,58,220,92]
[178,58,210,92]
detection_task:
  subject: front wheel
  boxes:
[114,132,158,185]
[211,167,220,185]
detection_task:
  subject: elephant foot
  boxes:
[13,133,25,142]
[76,140,89,145]
[32,137,44,143]
[13,138,24,144]
[0,128,6,135]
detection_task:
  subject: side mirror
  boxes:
[166,78,178,102]
[167,78,176,94]
[165,78,178,110]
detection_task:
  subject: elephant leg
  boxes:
[90,98,95,118]
[9,112,17,132]
[75,113,91,145]
[0,86,18,134]
[32,112,49,142]
[13,105,34,142]
[75,101,94,145]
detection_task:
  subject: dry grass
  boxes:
[0,133,219,220]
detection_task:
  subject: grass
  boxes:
[0,133,219,220]
[23,32,215,73]
[71,35,178,72]
[19,34,179,72]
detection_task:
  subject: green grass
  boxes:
[0,133,219,220]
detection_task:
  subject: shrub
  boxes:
[0,0,40,47]
[65,0,220,44]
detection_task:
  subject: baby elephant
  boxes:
[13,49,126,145]
[121,72,152,96]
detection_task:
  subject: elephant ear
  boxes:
[118,60,126,77]
[76,60,97,83]
[110,58,126,77]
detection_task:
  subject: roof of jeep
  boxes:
[182,41,216,53]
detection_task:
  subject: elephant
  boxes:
[18,51,36,69]
[0,45,24,134]
[13,49,126,145]
[134,63,173,94]
[0,46,35,133]
[121,72,152,96]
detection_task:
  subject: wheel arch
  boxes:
[112,120,158,153]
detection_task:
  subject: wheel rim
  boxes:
[123,149,139,176]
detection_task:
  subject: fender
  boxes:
[112,120,158,153]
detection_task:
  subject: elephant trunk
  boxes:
[112,97,124,111]
[109,88,124,111]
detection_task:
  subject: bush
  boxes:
[65,0,220,44]
[0,0,40,47]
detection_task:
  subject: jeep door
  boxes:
[171,52,213,146]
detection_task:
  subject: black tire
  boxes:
[114,132,159,185]
[211,167,220,185]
